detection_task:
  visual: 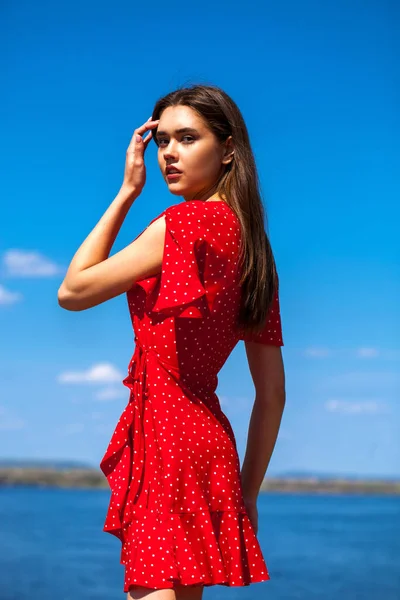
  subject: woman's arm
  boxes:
[57,194,167,311]
[240,344,286,502]
[59,184,137,286]
[58,118,161,311]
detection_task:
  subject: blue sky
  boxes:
[1,0,399,478]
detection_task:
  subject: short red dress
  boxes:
[100,199,284,592]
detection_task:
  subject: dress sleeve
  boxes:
[240,282,284,346]
[149,203,209,319]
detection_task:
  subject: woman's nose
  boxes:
[163,140,178,158]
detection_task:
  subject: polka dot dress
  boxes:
[99,199,284,592]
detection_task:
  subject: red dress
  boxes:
[100,199,284,592]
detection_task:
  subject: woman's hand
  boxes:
[243,497,259,536]
[122,117,159,197]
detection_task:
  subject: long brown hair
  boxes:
[151,83,279,335]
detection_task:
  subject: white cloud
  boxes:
[218,395,229,407]
[57,362,124,384]
[0,284,23,305]
[218,395,249,409]
[278,429,292,440]
[304,347,332,358]
[325,399,389,415]
[94,423,113,434]
[317,370,400,394]
[0,417,26,430]
[356,347,380,358]
[94,387,127,402]
[63,423,85,434]
[91,411,105,420]
[302,346,400,361]
[2,249,65,277]
[0,405,26,430]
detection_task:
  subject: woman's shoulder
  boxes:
[165,199,239,229]
[162,201,240,253]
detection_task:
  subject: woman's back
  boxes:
[128,199,283,391]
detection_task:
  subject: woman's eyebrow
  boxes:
[155,127,199,137]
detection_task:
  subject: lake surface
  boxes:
[0,487,399,599]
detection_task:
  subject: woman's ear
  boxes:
[221,135,235,165]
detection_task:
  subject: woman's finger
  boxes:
[127,119,158,153]
[142,130,153,150]
[135,119,159,137]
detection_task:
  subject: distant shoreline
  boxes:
[259,477,400,495]
[0,467,399,495]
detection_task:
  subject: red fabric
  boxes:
[100,200,284,592]
[239,279,283,344]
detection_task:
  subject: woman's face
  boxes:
[155,105,232,201]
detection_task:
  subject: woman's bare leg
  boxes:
[127,587,175,600]
[127,584,204,600]
[175,584,204,600]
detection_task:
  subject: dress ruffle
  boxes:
[100,398,270,592]
[100,339,178,542]
[100,338,270,592]
[119,508,269,592]
[134,205,211,319]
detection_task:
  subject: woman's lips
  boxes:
[167,172,182,180]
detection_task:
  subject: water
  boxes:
[0,487,398,599]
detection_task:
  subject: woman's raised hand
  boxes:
[122,117,159,197]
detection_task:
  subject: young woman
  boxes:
[58,84,286,600]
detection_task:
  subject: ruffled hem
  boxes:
[99,360,270,590]
[102,507,270,591]
[131,203,217,319]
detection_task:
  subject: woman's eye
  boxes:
[158,136,195,147]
